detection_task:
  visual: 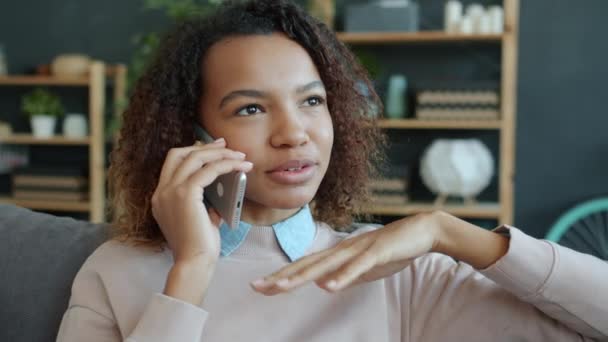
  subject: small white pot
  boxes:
[30,115,57,138]
[63,113,88,138]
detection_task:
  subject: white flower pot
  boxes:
[30,115,57,138]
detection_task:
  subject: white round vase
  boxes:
[420,139,494,198]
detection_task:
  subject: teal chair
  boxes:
[545,197,608,260]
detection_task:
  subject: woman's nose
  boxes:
[269,109,310,148]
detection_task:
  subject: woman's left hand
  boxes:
[251,210,509,296]
[250,212,441,295]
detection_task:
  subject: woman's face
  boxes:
[199,33,334,223]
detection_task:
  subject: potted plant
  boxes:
[21,88,64,138]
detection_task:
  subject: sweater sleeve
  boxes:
[127,294,209,341]
[481,226,608,338]
[406,226,608,342]
[56,268,209,342]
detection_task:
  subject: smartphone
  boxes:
[194,124,247,229]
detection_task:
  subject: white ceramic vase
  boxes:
[30,115,57,138]
[420,139,494,199]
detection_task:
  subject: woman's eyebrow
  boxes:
[218,81,325,109]
[219,89,268,109]
[296,80,324,94]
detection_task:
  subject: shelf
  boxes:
[362,202,501,219]
[0,75,89,86]
[337,31,504,44]
[378,119,502,130]
[0,196,90,212]
[0,65,125,87]
[0,134,91,145]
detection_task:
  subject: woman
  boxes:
[57,1,607,341]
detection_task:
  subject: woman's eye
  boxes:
[236,105,263,116]
[304,96,325,107]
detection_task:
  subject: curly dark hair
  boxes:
[109,0,386,244]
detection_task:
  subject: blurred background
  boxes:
[0,0,607,240]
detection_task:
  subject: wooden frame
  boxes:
[0,63,127,223]
[88,62,106,222]
[498,0,519,224]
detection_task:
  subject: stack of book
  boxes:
[369,165,410,206]
[415,83,500,121]
[11,166,88,201]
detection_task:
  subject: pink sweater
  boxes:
[57,223,608,341]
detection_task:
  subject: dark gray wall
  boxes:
[1,0,607,237]
[516,0,608,237]
[0,0,168,72]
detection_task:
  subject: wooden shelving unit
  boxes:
[337,31,503,44]
[0,75,90,86]
[0,134,91,145]
[0,63,127,223]
[0,65,126,87]
[378,119,502,130]
[0,196,90,212]
[342,0,519,224]
[364,202,501,219]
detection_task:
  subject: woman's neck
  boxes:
[239,199,301,226]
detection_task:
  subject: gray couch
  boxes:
[0,204,108,342]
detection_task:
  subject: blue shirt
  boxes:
[219,205,316,262]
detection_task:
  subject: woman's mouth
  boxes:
[267,160,317,185]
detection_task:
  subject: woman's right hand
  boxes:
[151,138,252,304]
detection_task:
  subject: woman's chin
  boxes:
[250,190,315,210]
[268,194,314,210]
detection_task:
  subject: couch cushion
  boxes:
[0,204,108,342]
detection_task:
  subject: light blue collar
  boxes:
[219,205,316,262]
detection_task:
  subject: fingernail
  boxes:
[235,152,246,159]
[194,141,203,146]
[276,278,290,287]
[326,280,338,289]
[243,161,253,168]
[252,278,271,288]
[251,279,265,287]
[214,138,225,143]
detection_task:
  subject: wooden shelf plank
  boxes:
[337,31,504,44]
[0,197,90,212]
[378,119,502,130]
[362,202,500,219]
[0,134,91,145]
[0,75,89,86]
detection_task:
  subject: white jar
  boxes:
[488,6,504,33]
[62,113,88,138]
[478,12,492,34]
[466,3,485,34]
[459,15,473,34]
[444,0,463,33]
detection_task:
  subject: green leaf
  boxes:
[21,88,65,117]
